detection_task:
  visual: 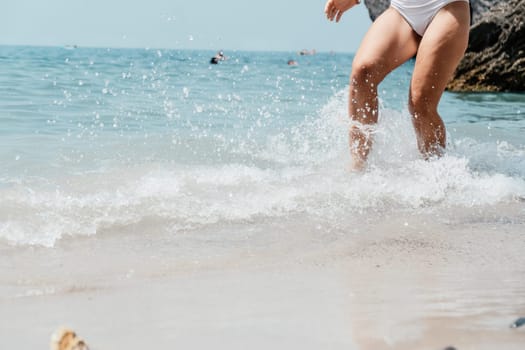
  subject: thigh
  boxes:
[410,1,470,107]
[352,7,420,81]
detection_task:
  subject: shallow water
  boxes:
[0,46,524,247]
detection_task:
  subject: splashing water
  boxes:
[0,47,524,246]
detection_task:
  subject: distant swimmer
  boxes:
[210,50,226,64]
[287,59,298,66]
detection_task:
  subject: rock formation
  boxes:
[448,0,524,91]
[362,0,389,21]
[362,0,525,92]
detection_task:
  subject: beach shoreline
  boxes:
[2,205,524,350]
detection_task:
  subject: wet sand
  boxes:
[1,207,524,350]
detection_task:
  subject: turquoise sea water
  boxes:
[1,45,524,246]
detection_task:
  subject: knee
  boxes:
[350,58,384,88]
[408,88,435,116]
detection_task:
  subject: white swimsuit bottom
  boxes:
[390,0,469,36]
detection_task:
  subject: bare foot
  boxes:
[347,157,367,172]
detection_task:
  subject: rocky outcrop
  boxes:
[363,0,389,21]
[447,0,524,91]
[362,0,525,92]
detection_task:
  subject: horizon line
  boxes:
[0,43,356,55]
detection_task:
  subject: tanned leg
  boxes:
[349,8,420,170]
[409,1,470,157]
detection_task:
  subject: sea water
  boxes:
[0,46,524,247]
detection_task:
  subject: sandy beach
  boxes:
[1,204,524,350]
[1,0,524,346]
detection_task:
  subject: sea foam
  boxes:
[1,92,524,247]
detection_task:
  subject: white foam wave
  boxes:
[1,91,524,247]
[1,155,523,247]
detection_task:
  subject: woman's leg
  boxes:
[409,1,470,157]
[349,8,420,169]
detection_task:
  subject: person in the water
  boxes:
[324,0,470,170]
[210,51,226,64]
